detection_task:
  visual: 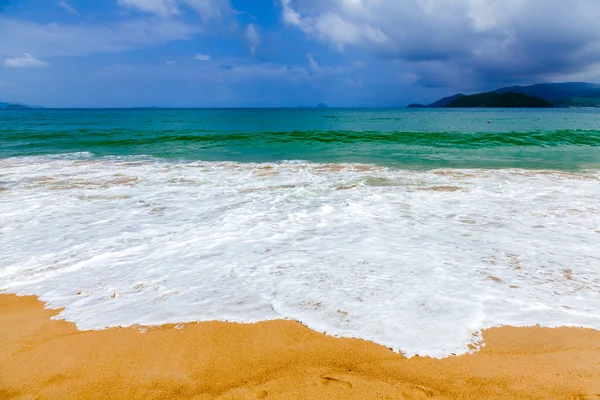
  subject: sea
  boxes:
[1,108,600,358]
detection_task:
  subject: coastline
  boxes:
[2,294,600,399]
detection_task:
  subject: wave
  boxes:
[2,158,600,357]
[3,129,600,149]
[2,128,600,172]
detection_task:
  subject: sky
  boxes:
[1,0,600,107]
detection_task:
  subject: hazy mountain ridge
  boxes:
[0,102,44,109]
[408,82,600,108]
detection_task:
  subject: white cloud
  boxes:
[180,0,231,21]
[245,24,260,57]
[0,16,200,58]
[195,53,211,61]
[166,59,176,64]
[58,0,79,15]
[281,0,305,28]
[104,59,315,85]
[280,0,600,86]
[0,1,232,68]
[4,53,49,68]
[307,53,318,72]
[117,0,180,18]
[281,0,388,50]
[116,0,231,20]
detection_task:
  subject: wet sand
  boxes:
[1,294,600,399]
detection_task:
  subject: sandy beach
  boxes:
[1,294,599,399]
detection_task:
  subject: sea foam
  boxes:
[1,156,600,357]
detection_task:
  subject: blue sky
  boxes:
[1,0,600,107]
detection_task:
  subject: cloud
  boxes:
[244,24,260,57]
[58,0,79,15]
[307,53,318,73]
[281,0,305,28]
[281,0,388,51]
[106,59,316,85]
[166,59,176,64]
[117,0,180,18]
[180,0,231,22]
[4,53,49,68]
[81,60,326,107]
[0,16,200,58]
[281,0,600,87]
[88,58,381,107]
[116,0,231,21]
[345,77,363,88]
[195,53,211,61]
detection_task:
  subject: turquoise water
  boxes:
[2,108,600,169]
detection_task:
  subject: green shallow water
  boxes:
[1,108,600,169]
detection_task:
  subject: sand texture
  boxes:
[1,294,600,399]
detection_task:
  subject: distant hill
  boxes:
[0,102,44,109]
[3,104,30,109]
[495,82,600,103]
[407,94,465,108]
[445,92,551,108]
[581,88,600,98]
[314,103,329,109]
[408,82,600,108]
[429,93,466,107]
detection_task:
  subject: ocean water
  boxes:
[1,108,600,357]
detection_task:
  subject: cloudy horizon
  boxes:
[1,0,600,107]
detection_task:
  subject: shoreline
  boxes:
[2,294,600,399]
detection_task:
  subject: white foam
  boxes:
[1,156,600,358]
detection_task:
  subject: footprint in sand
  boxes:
[320,376,353,389]
[408,385,435,398]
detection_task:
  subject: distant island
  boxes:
[408,82,600,108]
[0,102,44,110]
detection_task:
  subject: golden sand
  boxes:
[1,294,600,399]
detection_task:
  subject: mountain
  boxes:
[314,103,329,109]
[429,93,466,107]
[408,82,600,108]
[581,88,600,98]
[495,82,600,103]
[0,102,44,109]
[445,91,551,108]
[407,94,465,108]
[3,104,31,109]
